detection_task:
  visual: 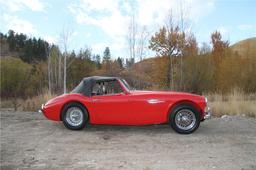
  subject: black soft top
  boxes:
[71,76,119,96]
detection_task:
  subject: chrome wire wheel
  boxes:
[65,107,83,127]
[175,109,196,131]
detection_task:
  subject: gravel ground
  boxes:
[1,109,256,170]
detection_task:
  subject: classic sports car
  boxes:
[40,76,211,134]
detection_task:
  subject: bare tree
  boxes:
[46,45,51,93]
[60,27,73,94]
[47,45,63,94]
[200,42,211,54]
[58,51,62,92]
[137,25,149,61]
[178,1,192,91]
[165,13,182,90]
[128,13,137,62]
[127,12,149,63]
[179,1,185,91]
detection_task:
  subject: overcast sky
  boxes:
[0,0,255,58]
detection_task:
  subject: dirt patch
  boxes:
[1,110,256,170]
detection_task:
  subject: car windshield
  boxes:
[71,81,84,94]
[120,79,132,91]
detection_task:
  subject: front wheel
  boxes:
[170,104,200,134]
[61,103,88,130]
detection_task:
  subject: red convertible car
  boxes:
[40,76,211,134]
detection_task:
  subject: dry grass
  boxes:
[0,99,15,109]
[0,91,56,112]
[21,91,56,111]
[205,89,256,118]
[1,89,256,118]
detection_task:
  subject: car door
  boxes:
[130,94,168,125]
[90,80,131,125]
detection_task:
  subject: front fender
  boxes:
[167,100,205,121]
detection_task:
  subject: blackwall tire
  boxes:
[61,102,88,130]
[170,104,200,134]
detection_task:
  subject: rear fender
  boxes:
[60,100,90,121]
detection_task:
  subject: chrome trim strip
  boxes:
[147,99,165,104]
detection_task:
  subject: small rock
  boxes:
[103,135,111,140]
[221,115,228,119]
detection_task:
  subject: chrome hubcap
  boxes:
[66,107,83,126]
[175,109,196,131]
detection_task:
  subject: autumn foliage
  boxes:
[146,25,256,94]
[1,29,256,106]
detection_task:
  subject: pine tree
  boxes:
[7,30,16,51]
[117,57,123,69]
[103,47,111,62]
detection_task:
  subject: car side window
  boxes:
[92,80,123,96]
[92,82,102,96]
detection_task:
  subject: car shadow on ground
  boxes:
[49,121,175,134]
[87,124,172,133]
[87,123,213,135]
[37,112,212,135]
[51,122,214,135]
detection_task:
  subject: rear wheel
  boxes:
[170,104,200,134]
[61,103,88,130]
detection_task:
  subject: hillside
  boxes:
[0,31,49,62]
[230,37,256,58]
[134,37,256,68]
[131,37,256,92]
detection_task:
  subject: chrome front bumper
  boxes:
[204,106,211,120]
[204,111,211,119]
[203,97,211,120]
[38,104,44,113]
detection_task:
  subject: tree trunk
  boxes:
[58,52,62,92]
[48,48,51,93]
[167,56,171,89]
[54,53,58,91]
[63,52,67,94]
[170,55,174,90]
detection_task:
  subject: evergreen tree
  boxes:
[117,57,123,69]
[93,54,101,69]
[103,47,111,62]
[7,30,16,51]
[70,50,76,58]
[82,48,91,60]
